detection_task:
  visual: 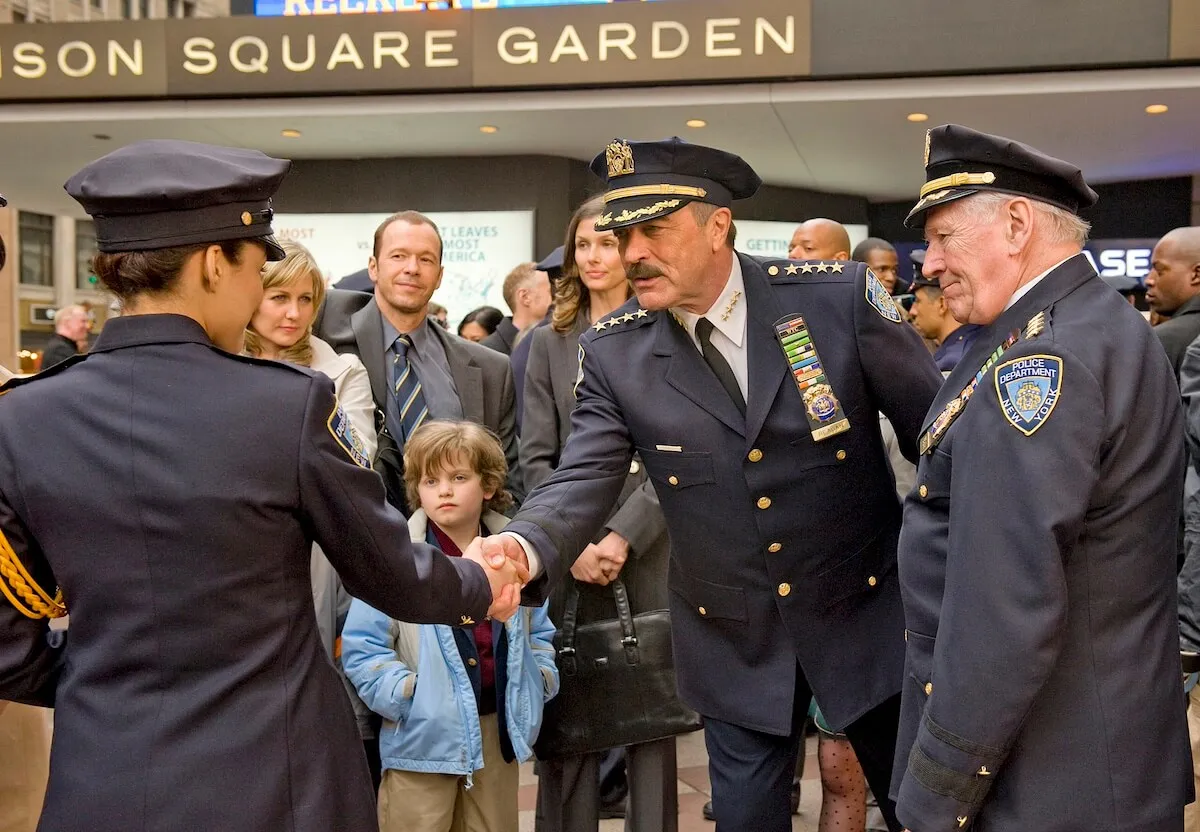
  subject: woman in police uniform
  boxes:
[0,140,521,832]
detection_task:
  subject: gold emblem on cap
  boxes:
[240,211,253,226]
[606,140,636,179]
[923,130,932,167]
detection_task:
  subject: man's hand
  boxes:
[570,531,630,585]
[463,536,530,622]
[480,534,530,575]
[571,544,610,585]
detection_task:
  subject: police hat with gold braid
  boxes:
[591,137,762,231]
[905,124,1098,228]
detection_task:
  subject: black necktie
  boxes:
[695,317,746,416]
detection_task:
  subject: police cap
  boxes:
[590,137,761,231]
[536,244,564,280]
[65,140,292,261]
[905,124,1098,228]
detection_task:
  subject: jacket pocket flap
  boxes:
[636,447,716,490]
[670,568,748,622]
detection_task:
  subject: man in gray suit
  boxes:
[316,210,523,508]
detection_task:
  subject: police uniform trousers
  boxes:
[0,703,51,832]
[536,738,677,832]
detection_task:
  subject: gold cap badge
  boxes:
[606,140,635,179]
[923,130,932,167]
[240,211,253,226]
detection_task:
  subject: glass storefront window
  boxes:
[19,212,54,287]
[76,220,99,290]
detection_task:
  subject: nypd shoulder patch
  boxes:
[993,354,1063,436]
[865,269,903,323]
[327,403,372,468]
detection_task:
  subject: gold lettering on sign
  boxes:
[498,26,537,65]
[183,36,217,74]
[374,32,410,68]
[425,29,458,67]
[549,24,588,63]
[651,20,688,59]
[282,34,316,72]
[13,43,46,79]
[230,36,269,73]
[326,32,365,70]
[57,41,97,78]
[755,16,794,55]
[109,39,143,75]
[706,18,741,58]
[598,22,636,61]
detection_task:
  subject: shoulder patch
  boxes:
[327,402,372,468]
[865,269,903,323]
[994,354,1062,436]
[591,307,653,338]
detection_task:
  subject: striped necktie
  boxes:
[392,334,429,440]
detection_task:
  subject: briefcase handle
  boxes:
[558,578,640,674]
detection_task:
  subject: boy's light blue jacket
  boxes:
[342,509,558,777]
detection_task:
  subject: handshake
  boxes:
[463,534,533,622]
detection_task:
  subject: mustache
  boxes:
[626,262,664,281]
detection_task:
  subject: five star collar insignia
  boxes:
[774,314,850,442]
[995,354,1062,436]
[327,402,371,469]
[866,269,903,323]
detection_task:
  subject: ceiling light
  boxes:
[480,125,499,134]
[1145,104,1169,114]
[280,129,302,138]
[906,113,929,123]
[686,119,707,128]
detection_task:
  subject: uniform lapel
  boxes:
[653,314,746,437]
[741,256,788,443]
[351,299,389,407]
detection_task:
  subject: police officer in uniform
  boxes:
[0,140,526,832]
[484,137,943,831]
[892,125,1192,831]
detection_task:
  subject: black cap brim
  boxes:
[260,235,286,261]
[594,195,698,231]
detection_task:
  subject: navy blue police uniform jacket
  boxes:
[0,314,492,832]
[892,254,1193,832]
[507,253,943,735]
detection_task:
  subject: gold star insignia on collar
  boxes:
[720,290,742,322]
[593,319,608,331]
[830,263,844,273]
[817,262,831,273]
[634,309,649,318]
[785,264,799,275]
[621,312,636,323]
[801,263,815,274]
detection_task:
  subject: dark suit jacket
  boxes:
[481,317,519,356]
[893,255,1191,831]
[522,315,670,624]
[0,314,490,832]
[315,289,523,502]
[40,334,79,370]
[507,254,943,735]
[1155,294,1200,380]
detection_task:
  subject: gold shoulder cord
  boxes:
[0,529,65,620]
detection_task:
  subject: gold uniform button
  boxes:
[777,583,791,597]
[768,543,782,553]
[748,449,763,463]
[630,460,641,474]
[836,449,847,461]
[698,606,707,616]
[867,575,878,587]
[924,682,933,695]
[768,265,780,276]
[919,484,929,499]
[468,658,478,667]
[757,497,772,510]
[668,475,679,486]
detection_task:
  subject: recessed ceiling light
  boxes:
[281,129,302,138]
[480,125,499,134]
[906,113,929,123]
[686,119,707,128]
[92,133,111,140]
[1145,104,1169,114]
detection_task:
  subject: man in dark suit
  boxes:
[893,124,1191,832]
[315,211,523,507]
[483,137,942,831]
[1147,227,1200,378]
[481,261,552,356]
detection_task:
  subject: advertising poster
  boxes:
[273,210,534,329]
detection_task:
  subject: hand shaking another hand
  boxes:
[463,535,531,622]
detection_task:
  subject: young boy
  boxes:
[341,420,558,832]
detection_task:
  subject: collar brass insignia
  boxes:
[606,140,635,178]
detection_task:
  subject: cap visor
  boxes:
[260,235,286,261]
[595,195,696,231]
[903,188,976,229]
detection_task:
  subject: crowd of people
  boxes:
[2,123,1200,832]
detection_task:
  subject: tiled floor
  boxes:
[517,730,824,831]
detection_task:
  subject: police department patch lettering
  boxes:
[994,354,1063,436]
[865,269,903,323]
[327,404,371,468]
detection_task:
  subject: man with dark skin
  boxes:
[1146,226,1200,377]
[853,238,902,294]
[789,218,851,262]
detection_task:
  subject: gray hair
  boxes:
[958,192,1090,247]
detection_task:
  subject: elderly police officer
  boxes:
[892,124,1192,832]
[485,137,943,830]
[0,140,526,832]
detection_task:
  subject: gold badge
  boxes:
[240,211,253,226]
[606,140,635,178]
[923,129,932,167]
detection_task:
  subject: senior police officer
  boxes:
[0,140,527,832]
[483,137,943,830]
[892,125,1192,832]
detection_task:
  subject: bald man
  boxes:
[1146,226,1200,377]
[789,218,851,261]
